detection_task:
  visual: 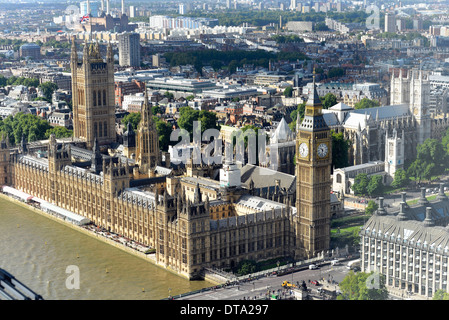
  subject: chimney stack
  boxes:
[376,197,387,215]
[423,207,435,227]
[418,187,429,205]
[437,183,447,201]
[397,202,408,221]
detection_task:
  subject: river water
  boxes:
[0,198,212,300]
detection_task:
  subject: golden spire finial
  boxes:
[313,67,316,86]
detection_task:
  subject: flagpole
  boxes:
[88,0,92,42]
[90,16,92,42]
[90,13,92,42]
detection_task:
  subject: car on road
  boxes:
[309,264,318,270]
[310,280,320,286]
[282,281,297,288]
[331,259,340,266]
[346,259,361,270]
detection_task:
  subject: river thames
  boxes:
[0,198,212,300]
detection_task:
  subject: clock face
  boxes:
[317,143,328,158]
[299,143,309,158]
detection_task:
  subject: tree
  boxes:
[271,34,304,43]
[289,103,306,132]
[45,126,73,139]
[322,93,338,109]
[38,82,58,102]
[178,107,219,138]
[290,103,306,123]
[152,105,162,115]
[366,175,384,197]
[314,22,329,31]
[283,86,293,98]
[433,289,449,300]
[354,98,380,110]
[440,127,449,157]
[0,75,7,87]
[164,91,174,100]
[22,78,39,88]
[0,76,39,88]
[236,260,257,275]
[178,107,198,138]
[331,130,350,169]
[198,110,219,133]
[407,138,447,183]
[327,67,345,79]
[0,112,52,145]
[391,168,409,189]
[154,117,173,152]
[121,112,141,130]
[338,271,388,300]
[365,200,378,216]
[351,173,369,196]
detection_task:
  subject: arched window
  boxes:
[93,91,97,106]
[94,123,97,137]
[99,122,103,137]
[103,89,107,106]
[104,121,107,137]
[98,90,101,106]
[336,173,342,183]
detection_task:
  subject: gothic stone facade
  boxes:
[327,68,449,168]
[71,38,116,149]
[6,135,306,279]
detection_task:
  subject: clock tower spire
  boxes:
[295,69,332,259]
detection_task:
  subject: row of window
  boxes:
[363,233,449,253]
[92,89,107,107]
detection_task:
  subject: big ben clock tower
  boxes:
[295,71,332,259]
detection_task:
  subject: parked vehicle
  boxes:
[346,259,361,270]
[309,264,318,270]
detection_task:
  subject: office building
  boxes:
[385,12,396,33]
[118,32,141,67]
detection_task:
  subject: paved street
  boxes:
[345,177,449,212]
[176,262,351,300]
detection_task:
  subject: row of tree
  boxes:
[0,113,72,146]
[351,168,409,197]
[0,75,39,88]
[179,9,370,27]
[163,49,308,74]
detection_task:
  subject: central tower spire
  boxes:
[136,87,160,178]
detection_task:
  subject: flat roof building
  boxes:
[118,32,141,67]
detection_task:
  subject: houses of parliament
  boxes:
[0,38,333,280]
